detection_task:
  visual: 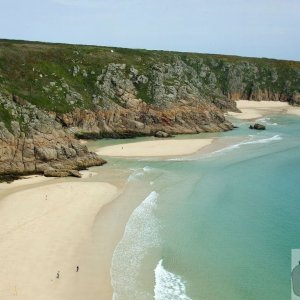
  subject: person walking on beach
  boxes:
[76,266,79,272]
[56,271,60,279]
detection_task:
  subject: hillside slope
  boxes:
[0,39,299,176]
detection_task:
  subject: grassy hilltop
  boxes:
[0,39,299,129]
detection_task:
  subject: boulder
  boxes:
[68,170,82,178]
[155,131,170,138]
[44,169,69,177]
[249,123,266,130]
[43,169,82,178]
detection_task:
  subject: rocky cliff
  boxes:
[0,39,299,176]
[0,91,105,177]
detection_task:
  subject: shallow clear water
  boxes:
[94,115,300,300]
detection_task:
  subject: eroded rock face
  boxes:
[0,86,233,176]
[44,169,82,178]
[62,100,234,138]
[0,93,106,176]
[0,125,106,175]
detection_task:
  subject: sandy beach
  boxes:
[1,100,299,300]
[96,138,213,157]
[0,180,119,300]
[227,100,300,120]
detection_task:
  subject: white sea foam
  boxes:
[241,134,282,145]
[143,166,154,172]
[258,117,270,122]
[127,166,154,182]
[127,169,144,181]
[154,260,192,300]
[111,191,160,300]
[257,117,278,126]
[167,157,195,161]
[214,135,282,154]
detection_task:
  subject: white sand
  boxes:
[96,139,213,157]
[0,181,118,300]
[227,100,300,120]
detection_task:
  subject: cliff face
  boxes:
[0,39,299,175]
[61,101,233,139]
[0,92,105,176]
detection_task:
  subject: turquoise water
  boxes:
[96,115,300,299]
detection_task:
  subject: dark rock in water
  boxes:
[155,131,170,138]
[249,123,266,130]
[254,123,266,130]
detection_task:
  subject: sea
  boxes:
[91,114,300,300]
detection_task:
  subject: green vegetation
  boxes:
[135,82,153,103]
[0,38,299,125]
[0,102,13,130]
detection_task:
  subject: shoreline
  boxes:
[1,100,299,299]
[92,181,155,299]
[227,100,300,120]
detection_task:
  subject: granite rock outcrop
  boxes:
[0,92,105,176]
[0,39,299,176]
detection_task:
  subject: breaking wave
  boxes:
[111,191,160,299]
[214,135,282,154]
[154,259,192,300]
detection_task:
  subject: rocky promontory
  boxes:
[0,39,299,176]
[0,92,105,177]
